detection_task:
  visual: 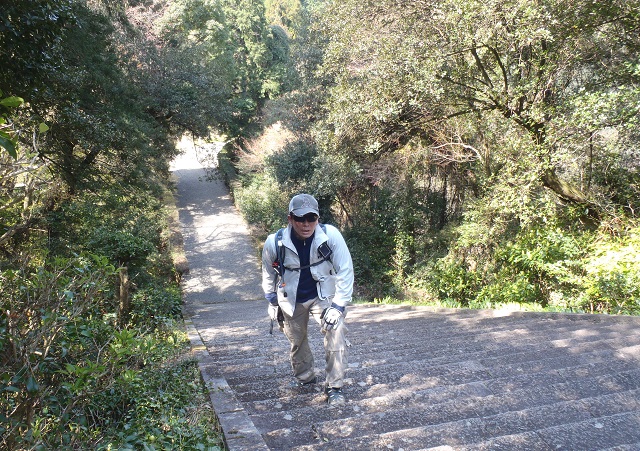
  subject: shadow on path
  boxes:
[172,144,270,449]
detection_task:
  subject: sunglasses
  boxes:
[291,213,319,223]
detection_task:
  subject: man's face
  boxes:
[288,213,319,240]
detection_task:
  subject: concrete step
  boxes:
[209,324,640,396]
[226,345,639,404]
[258,375,640,449]
[203,312,640,383]
[187,302,640,450]
[247,367,640,422]
[207,321,640,368]
[291,410,640,451]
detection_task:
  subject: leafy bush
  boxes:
[130,283,183,330]
[421,259,481,307]
[579,225,640,314]
[266,139,317,187]
[1,254,117,449]
[1,172,225,449]
[391,231,415,285]
[234,175,290,237]
[493,226,588,305]
[97,355,224,451]
[474,272,542,308]
[50,187,164,267]
[343,221,397,298]
[0,247,221,449]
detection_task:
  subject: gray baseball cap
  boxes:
[289,194,319,216]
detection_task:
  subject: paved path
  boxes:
[171,145,640,451]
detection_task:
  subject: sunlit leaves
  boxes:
[0,95,24,158]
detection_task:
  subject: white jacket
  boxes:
[261,223,354,317]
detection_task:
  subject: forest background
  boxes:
[1,0,639,449]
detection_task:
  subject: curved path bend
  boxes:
[171,145,640,451]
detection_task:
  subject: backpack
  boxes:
[272,224,332,279]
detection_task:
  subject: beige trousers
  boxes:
[282,297,348,388]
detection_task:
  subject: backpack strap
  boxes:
[272,228,286,278]
[272,224,332,274]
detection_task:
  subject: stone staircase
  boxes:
[172,142,640,451]
[185,301,640,451]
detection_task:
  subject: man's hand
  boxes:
[265,293,278,321]
[268,304,279,321]
[321,303,344,330]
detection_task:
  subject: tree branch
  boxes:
[541,169,599,217]
[470,43,494,88]
[0,219,34,246]
[484,44,509,93]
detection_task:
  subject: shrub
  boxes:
[474,272,542,308]
[130,283,182,330]
[492,226,588,305]
[97,354,224,451]
[579,225,640,314]
[1,254,116,449]
[266,139,317,187]
[234,175,290,237]
[422,259,481,306]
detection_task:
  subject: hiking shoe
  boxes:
[290,376,317,388]
[326,387,346,407]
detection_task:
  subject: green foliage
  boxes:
[49,186,164,266]
[225,0,640,315]
[493,226,587,302]
[580,225,640,314]
[343,219,396,297]
[0,0,75,90]
[131,284,183,330]
[584,272,640,315]
[1,207,216,449]
[315,0,640,211]
[216,142,239,187]
[234,174,290,236]
[0,93,24,158]
[306,151,360,201]
[474,272,542,308]
[307,0,640,307]
[391,231,415,285]
[407,220,640,315]
[155,0,295,137]
[1,0,272,448]
[266,139,317,186]
[154,0,237,135]
[98,356,224,451]
[1,254,117,449]
[265,24,296,94]
[265,0,304,38]
[423,259,482,307]
[1,0,178,194]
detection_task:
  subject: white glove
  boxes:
[268,304,279,321]
[321,304,344,330]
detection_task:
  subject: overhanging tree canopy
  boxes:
[317,0,640,215]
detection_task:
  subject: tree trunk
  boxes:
[541,170,587,203]
[541,170,599,218]
[117,266,131,327]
